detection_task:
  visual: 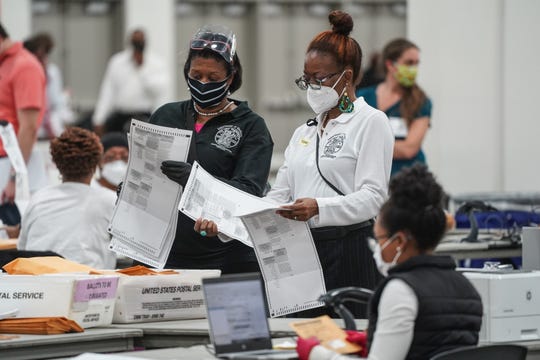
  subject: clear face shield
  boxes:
[189,24,237,63]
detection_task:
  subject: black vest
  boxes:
[367,255,483,360]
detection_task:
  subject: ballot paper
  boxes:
[240,208,326,317]
[179,162,326,316]
[0,121,30,213]
[108,120,192,269]
[179,161,281,247]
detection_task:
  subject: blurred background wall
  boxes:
[1,0,539,197]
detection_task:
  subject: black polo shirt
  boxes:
[149,100,273,270]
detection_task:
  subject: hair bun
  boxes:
[329,10,353,36]
[389,164,444,211]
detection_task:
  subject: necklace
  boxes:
[320,112,330,133]
[193,101,234,117]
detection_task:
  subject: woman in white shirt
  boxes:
[18,127,116,269]
[297,164,483,360]
[264,10,393,318]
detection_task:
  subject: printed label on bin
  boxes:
[74,277,119,302]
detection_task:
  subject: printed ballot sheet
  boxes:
[108,120,192,269]
[0,121,30,213]
[240,209,326,317]
[179,161,280,247]
[179,161,326,316]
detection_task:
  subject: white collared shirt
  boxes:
[308,279,418,360]
[18,182,117,269]
[266,97,394,227]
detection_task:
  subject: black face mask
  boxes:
[131,40,145,52]
[187,77,230,109]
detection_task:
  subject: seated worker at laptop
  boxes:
[297,164,483,360]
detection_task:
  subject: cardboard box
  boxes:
[113,269,220,323]
[0,274,120,328]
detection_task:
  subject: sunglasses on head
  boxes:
[190,39,231,54]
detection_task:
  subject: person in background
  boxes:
[93,131,129,194]
[23,32,75,139]
[150,24,273,273]
[297,165,483,360]
[0,23,48,204]
[356,38,432,176]
[356,52,383,89]
[18,127,116,269]
[93,28,170,134]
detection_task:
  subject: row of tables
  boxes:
[0,231,527,359]
[1,231,523,263]
[0,318,361,360]
[2,317,540,360]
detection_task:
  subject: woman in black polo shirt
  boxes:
[150,25,273,273]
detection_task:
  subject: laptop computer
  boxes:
[202,273,298,360]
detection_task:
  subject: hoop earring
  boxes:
[338,90,354,113]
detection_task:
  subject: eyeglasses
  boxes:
[295,72,340,90]
[190,39,232,55]
[367,233,393,252]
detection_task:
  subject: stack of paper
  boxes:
[0,238,18,250]
[116,265,178,276]
[0,121,30,214]
[180,162,326,317]
[0,317,84,335]
[108,120,192,269]
[179,162,262,246]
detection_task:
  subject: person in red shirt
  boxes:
[0,23,47,204]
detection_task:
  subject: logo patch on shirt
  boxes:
[300,138,309,146]
[212,125,242,153]
[323,133,346,158]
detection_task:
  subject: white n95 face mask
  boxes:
[306,71,346,114]
[372,236,402,277]
[101,160,127,186]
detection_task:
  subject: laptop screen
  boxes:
[203,273,273,355]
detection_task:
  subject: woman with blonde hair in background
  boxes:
[356,38,432,176]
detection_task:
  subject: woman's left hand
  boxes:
[194,218,218,237]
[276,198,319,222]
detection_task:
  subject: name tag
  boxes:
[389,117,408,138]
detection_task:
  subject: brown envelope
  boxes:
[289,315,362,354]
[2,256,96,275]
[0,317,84,335]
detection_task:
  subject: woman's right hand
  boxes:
[275,198,319,222]
[194,218,218,237]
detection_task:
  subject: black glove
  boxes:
[161,160,192,187]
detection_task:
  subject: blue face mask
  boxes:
[187,76,230,109]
